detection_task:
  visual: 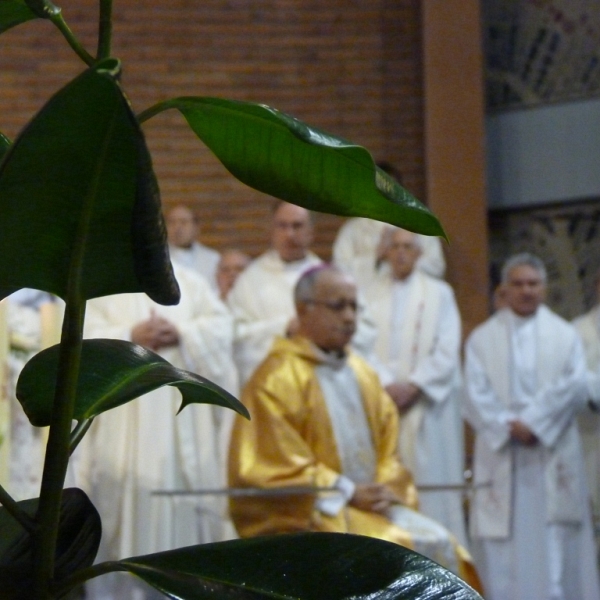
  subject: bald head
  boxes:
[295,266,357,352]
[272,202,313,262]
[166,205,198,249]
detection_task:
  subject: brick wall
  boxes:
[0,0,425,260]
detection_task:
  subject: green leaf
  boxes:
[0,132,10,162]
[0,59,180,305]
[0,488,101,598]
[149,97,444,238]
[16,339,248,427]
[0,1,37,34]
[116,533,481,599]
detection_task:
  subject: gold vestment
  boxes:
[228,336,482,592]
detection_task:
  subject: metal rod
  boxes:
[151,482,490,498]
[152,486,338,498]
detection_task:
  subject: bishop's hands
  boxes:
[509,420,538,446]
[349,483,399,516]
[131,309,180,351]
[385,382,420,413]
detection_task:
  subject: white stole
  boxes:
[374,271,441,472]
[478,307,583,525]
[315,354,377,485]
[574,306,600,367]
[572,306,600,514]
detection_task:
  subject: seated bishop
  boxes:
[228,265,482,593]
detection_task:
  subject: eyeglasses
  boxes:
[305,299,362,313]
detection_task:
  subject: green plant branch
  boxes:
[96,0,113,60]
[137,100,174,124]
[69,418,94,455]
[52,560,123,596]
[51,12,95,66]
[34,299,87,599]
[0,482,35,533]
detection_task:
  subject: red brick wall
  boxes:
[0,0,425,259]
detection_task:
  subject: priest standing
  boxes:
[77,262,238,599]
[227,201,379,386]
[216,248,251,302]
[333,217,446,282]
[364,227,467,546]
[226,201,322,384]
[572,274,600,527]
[464,252,600,600]
[165,204,221,289]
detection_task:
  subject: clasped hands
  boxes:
[509,420,538,446]
[385,382,420,413]
[131,310,180,351]
[349,483,399,516]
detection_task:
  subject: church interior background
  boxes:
[484,0,600,318]
[1,0,599,569]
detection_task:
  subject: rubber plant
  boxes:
[0,1,482,599]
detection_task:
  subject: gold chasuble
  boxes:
[228,336,481,592]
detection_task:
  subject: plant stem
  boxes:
[51,13,95,66]
[33,91,116,594]
[97,0,113,60]
[51,561,122,596]
[137,100,174,124]
[33,299,86,599]
[0,483,35,533]
[69,418,93,455]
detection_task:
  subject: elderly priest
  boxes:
[228,265,481,592]
[464,253,600,600]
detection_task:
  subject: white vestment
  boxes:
[465,306,600,600]
[4,302,45,501]
[1,296,63,500]
[572,305,600,521]
[314,349,459,574]
[227,250,381,385]
[78,264,238,600]
[332,217,446,281]
[365,269,467,546]
[168,241,220,290]
[227,250,322,384]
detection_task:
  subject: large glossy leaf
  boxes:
[114,533,481,599]
[0,59,179,305]
[16,339,248,427]
[148,98,445,238]
[0,1,37,34]
[0,488,101,599]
